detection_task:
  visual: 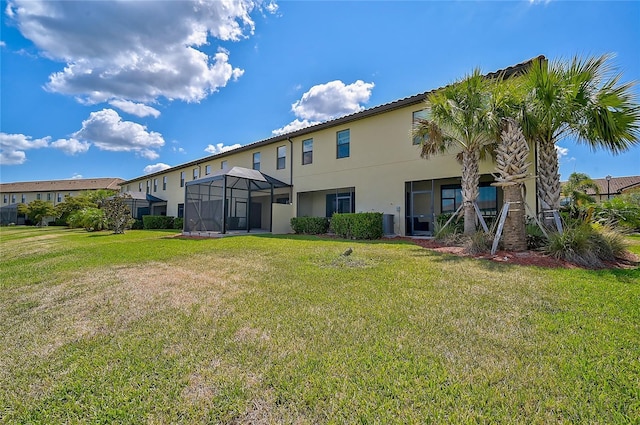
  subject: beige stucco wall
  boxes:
[271,203,294,234]
[123,101,538,235]
[1,190,91,207]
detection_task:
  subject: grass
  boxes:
[1,226,639,424]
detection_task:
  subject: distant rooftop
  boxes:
[0,178,125,193]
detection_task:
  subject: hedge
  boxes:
[331,212,383,240]
[173,217,184,230]
[290,216,330,234]
[142,215,175,230]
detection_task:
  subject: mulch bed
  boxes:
[398,237,639,270]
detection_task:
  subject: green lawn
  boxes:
[1,227,638,424]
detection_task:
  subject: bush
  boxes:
[526,220,547,250]
[544,223,629,268]
[594,194,640,231]
[330,212,383,240]
[142,215,175,229]
[463,231,493,255]
[67,207,107,232]
[436,212,464,234]
[130,219,144,230]
[173,217,184,230]
[290,216,329,235]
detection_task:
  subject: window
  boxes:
[412,110,428,145]
[180,172,185,187]
[253,152,261,171]
[57,193,62,202]
[139,182,143,192]
[3,195,7,204]
[153,178,158,192]
[177,203,184,218]
[302,138,313,165]
[221,160,227,169]
[205,165,211,175]
[193,168,199,180]
[146,181,150,194]
[277,145,286,170]
[21,195,26,203]
[47,193,51,201]
[276,196,290,204]
[337,129,350,159]
[440,184,497,216]
[126,185,130,192]
[37,193,41,200]
[12,195,16,203]
[326,190,355,217]
[163,176,167,190]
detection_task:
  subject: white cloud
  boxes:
[51,137,90,155]
[71,173,83,179]
[0,132,49,165]
[109,99,161,118]
[204,142,242,155]
[272,119,319,136]
[556,145,569,158]
[73,109,164,159]
[143,163,172,174]
[0,41,5,48]
[291,80,375,121]
[274,80,374,135]
[6,0,276,104]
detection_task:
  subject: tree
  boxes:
[412,69,501,235]
[521,55,640,223]
[17,200,56,226]
[493,118,532,251]
[67,208,107,231]
[102,194,133,234]
[562,172,599,210]
[56,194,97,224]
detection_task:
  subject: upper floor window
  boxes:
[163,176,167,190]
[146,181,150,194]
[47,193,51,201]
[221,160,228,169]
[277,145,286,170]
[36,193,41,200]
[21,195,26,203]
[11,195,16,203]
[302,138,313,165]
[180,171,186,187]
[337,129,350,159]
[412,110,428,145]
[193,168,199,180]
[205,165,211,175]
[139,182,143,192]
[153,178,158,192]
[56,193,62,202]
[126,185,130,192]
[253,152,261,171]
[3,195,7,204]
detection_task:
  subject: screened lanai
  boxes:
[184,166,290,234]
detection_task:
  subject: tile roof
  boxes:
[573,176,640,195]
[0,178,125,193]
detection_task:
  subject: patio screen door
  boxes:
[411,191,433,236]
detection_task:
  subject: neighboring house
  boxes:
[0,178,124,225]
[120,58,542,237]
[586,176,640,202]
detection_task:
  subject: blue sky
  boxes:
[1,0,639,183]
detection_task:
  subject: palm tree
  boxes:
[521,54,640,224]
[413,69,500,235]
[561,172,599,209]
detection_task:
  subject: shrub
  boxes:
[142,215,175,229]
[290,216,329,235]
[526,219,547,250]
[67,207,107,232]
[130,219,144,230]
[436,212,464,234]
[102,195,134,234]
[173,217,184,230]
[544,223,629,268]
[330,213,383,240]
[594,194,640,231]
[463,231,493,255]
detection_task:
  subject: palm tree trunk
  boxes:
[537,139,561,222]
[461,149,480,235]
[502,184,527,251]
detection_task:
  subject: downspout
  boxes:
[287,137,294,202]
